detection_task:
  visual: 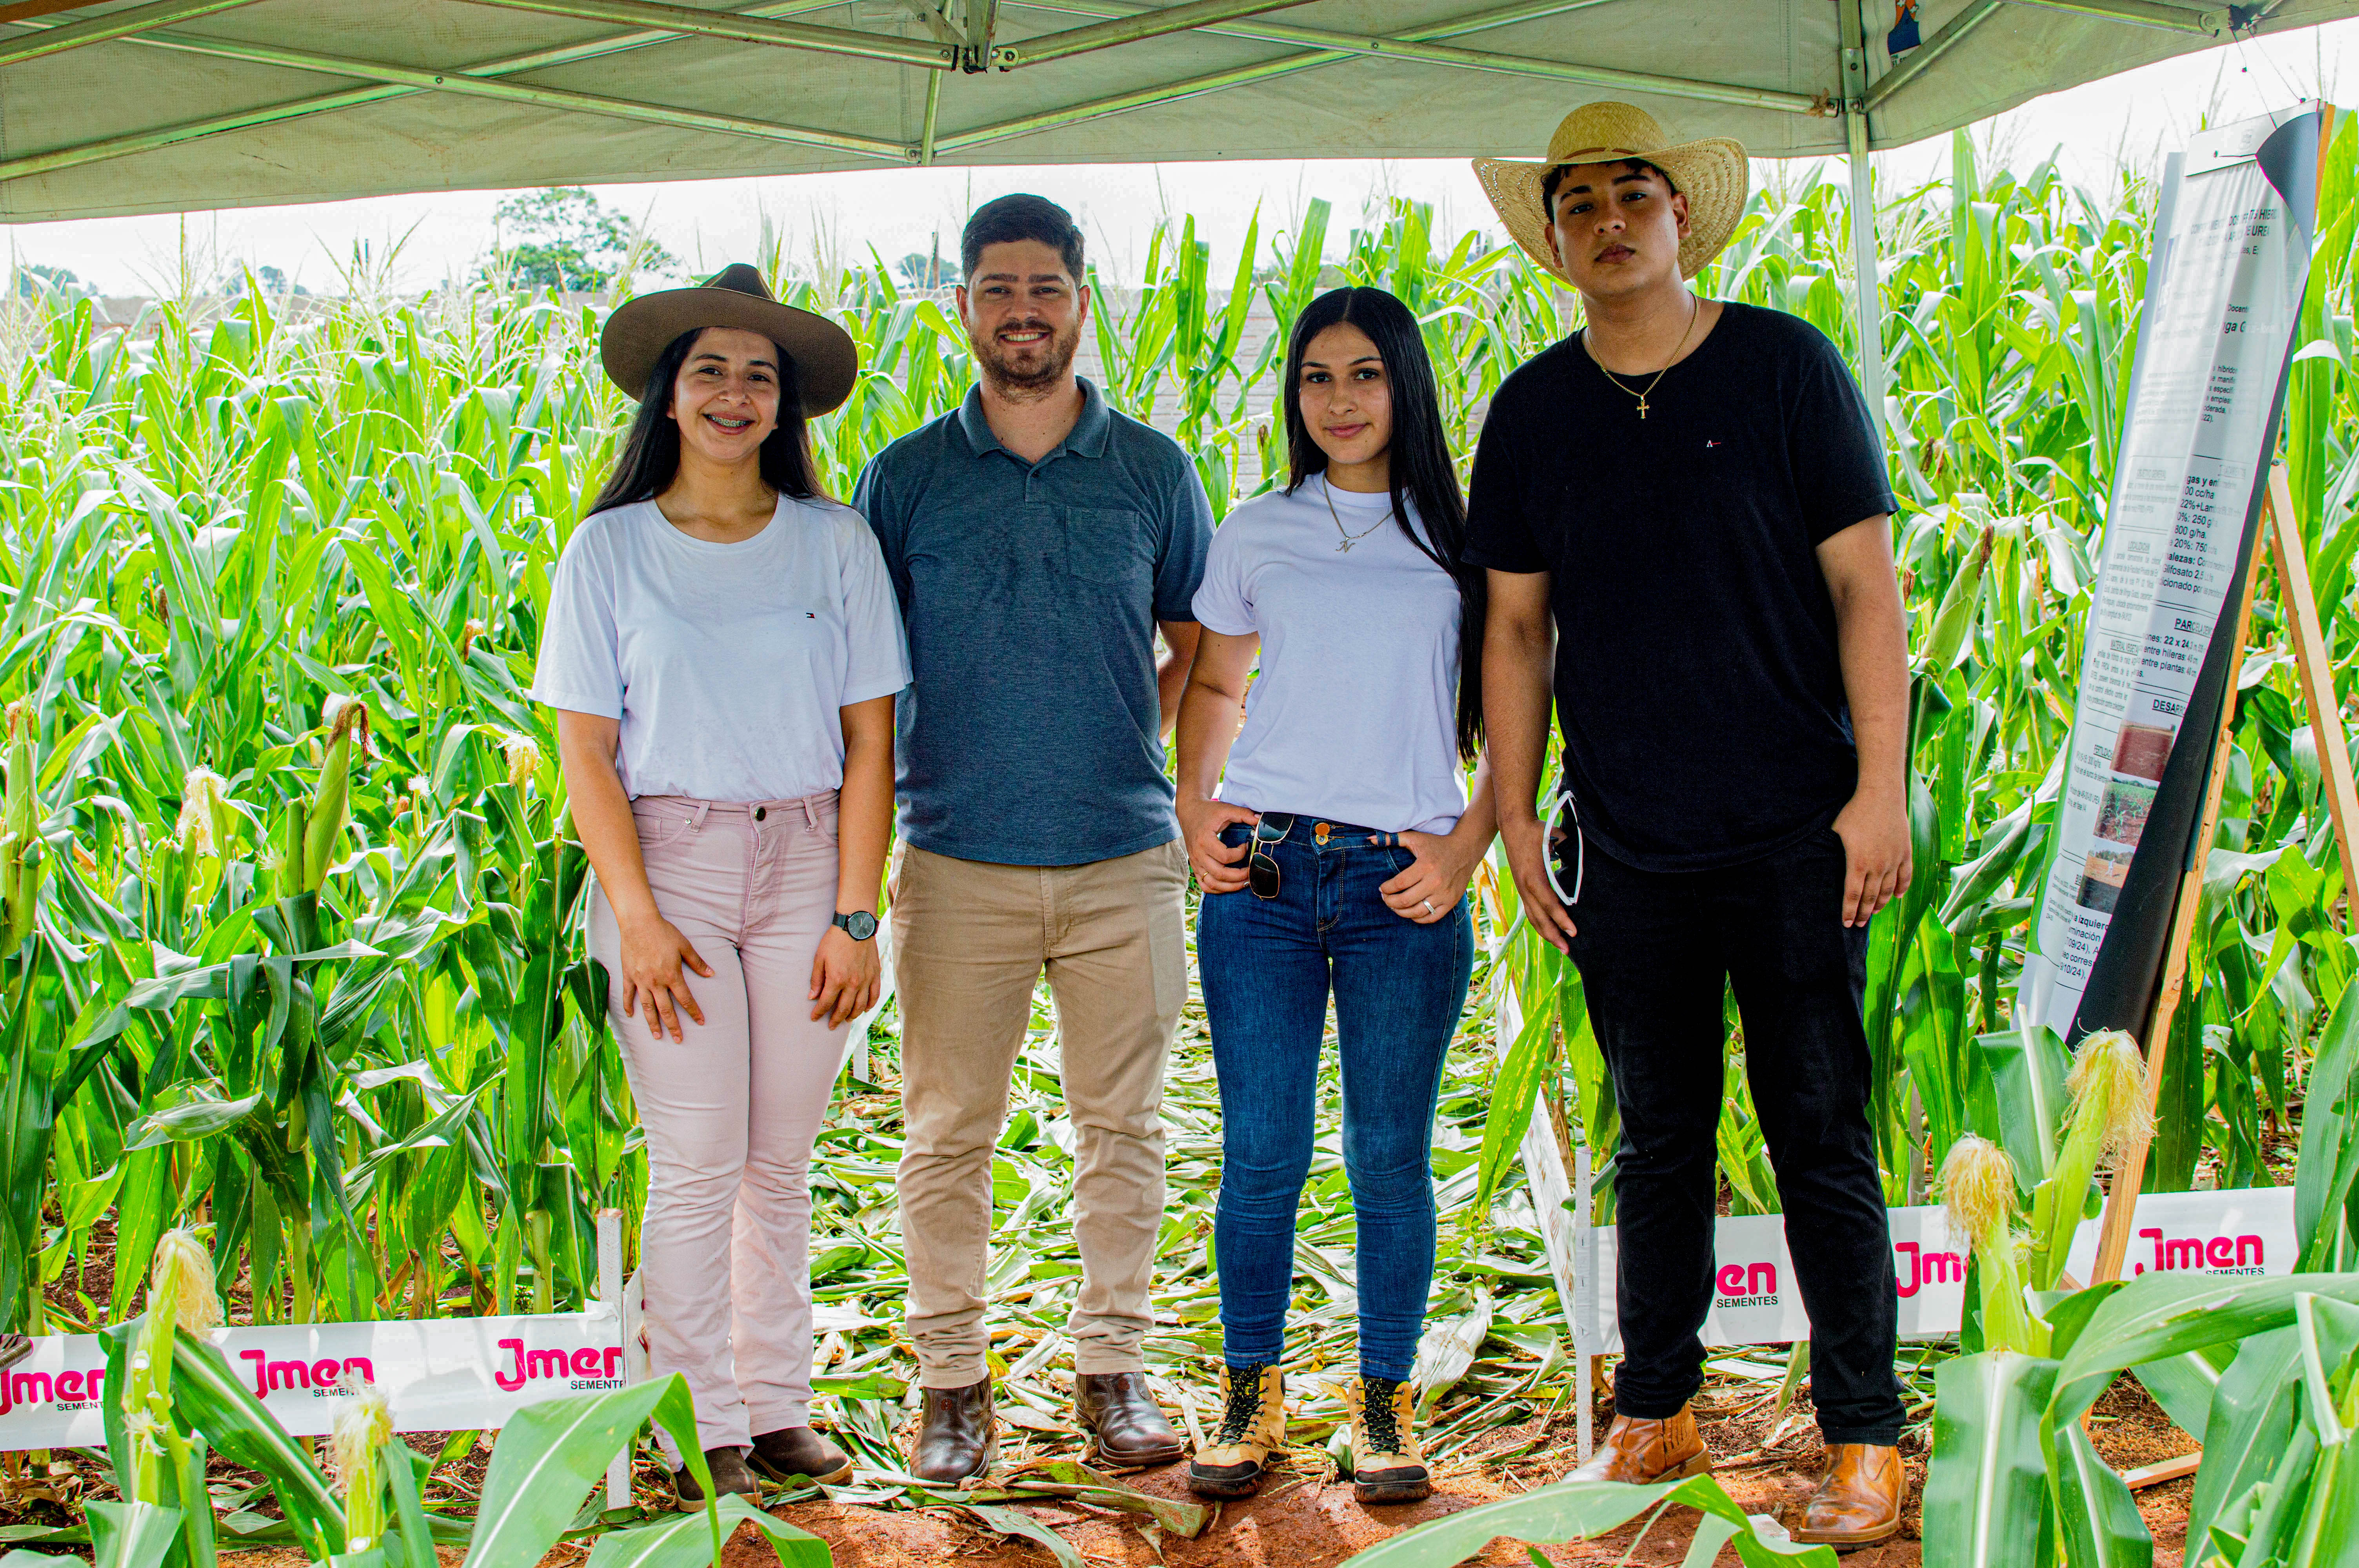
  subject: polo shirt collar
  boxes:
[955,376,1112,461]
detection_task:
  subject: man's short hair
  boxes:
[1542,157,1674,222]
[961,194,1086,283]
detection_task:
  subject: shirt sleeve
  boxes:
[1461,389,1548,573]
[1787,326,1901,544]
[850,454,913,610]
[1154,458,1216,623]
[528,521,624,718]
[1190,513,1255,635]
[837,509,913,706]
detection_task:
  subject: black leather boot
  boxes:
[1074,1371,1185,1467]
[910,1379,996,1484]
[751,1425,854,1485]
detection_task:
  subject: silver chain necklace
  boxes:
[1320,475,1391,553]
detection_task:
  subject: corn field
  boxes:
[2,120,2359,1565]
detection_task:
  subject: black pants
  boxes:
[1567,824,1905,1446]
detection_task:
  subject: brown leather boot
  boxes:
[750,1424,854,1486]
[1566,1406,1710,1484]
[1793,1444,1903,1546]
[1345,1376,1431,1504]
[671,1447,761,1512]
[909,1379,996,1484]
[1074,1371,1185,1467]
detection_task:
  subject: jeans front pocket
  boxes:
[631,804,696,853]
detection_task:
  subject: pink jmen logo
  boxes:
[1894,1241,1966,1298]
[238,1350,375,1399]
[1716,1262,1777,1303]
[494,1338,623,1392]
[0,1368,106,1415]
[2135,1228,2264,1275]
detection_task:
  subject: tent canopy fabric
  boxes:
[4,0,2357,224]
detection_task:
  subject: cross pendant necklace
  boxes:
[1586,292,1701,421]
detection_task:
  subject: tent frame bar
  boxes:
[988,0,1321,67]
[454,0,955,68]
[0,0,254,67]
[1865,0,2003,111]
[2010,0,2228,35]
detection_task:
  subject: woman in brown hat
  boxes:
[531,265,906,1508]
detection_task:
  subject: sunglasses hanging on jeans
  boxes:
[1247,813,1295,899]
[1543,790,1584,907]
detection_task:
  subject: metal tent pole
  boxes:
[1839,4,1886,435]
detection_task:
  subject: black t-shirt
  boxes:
[1464,301,1898,873]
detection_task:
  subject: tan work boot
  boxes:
[1567,1406,1710,1484]
[1187,1363,1285,1498]
[1345,1375,1431,1504]
[1793,1443,1904,1546]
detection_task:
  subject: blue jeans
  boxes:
[1197,816,1476,1380]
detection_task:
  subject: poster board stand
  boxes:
[2090,465,2359,1285]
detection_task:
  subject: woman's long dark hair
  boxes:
[1281,286,1485,760]
[587,326,825,516]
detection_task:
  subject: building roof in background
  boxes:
[6,0,2356,224]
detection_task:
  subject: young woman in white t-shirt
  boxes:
[531,267,908,1509]
[1174,287,1498,1504]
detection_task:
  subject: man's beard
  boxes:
[972,316,1081,392]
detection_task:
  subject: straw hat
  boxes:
[1474,102,1748,283]
[600,263,858,415]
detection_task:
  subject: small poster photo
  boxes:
[2095,777,2159,848]
[2078,848,2135,913]
[2112,721,2176,784]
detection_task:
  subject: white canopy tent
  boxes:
[7,0,2359,417]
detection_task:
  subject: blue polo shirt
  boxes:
[852,379,1213,867]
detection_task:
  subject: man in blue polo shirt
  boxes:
[852,194,1212,1483]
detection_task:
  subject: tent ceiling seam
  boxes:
[0,0,258,67]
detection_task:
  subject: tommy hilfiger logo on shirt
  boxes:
[1705,439,1726,449]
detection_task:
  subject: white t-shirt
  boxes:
[530,496,910,802]
[1192,475,1467,835]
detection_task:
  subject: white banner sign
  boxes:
[0,1308,623,1452]
[2021,105,2319,1031]
[1586,1186,2296,1354]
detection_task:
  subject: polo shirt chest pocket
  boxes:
[1065,507,1152,592]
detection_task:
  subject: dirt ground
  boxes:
[20,1372,2187,1568]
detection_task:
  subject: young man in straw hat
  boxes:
[1467,103,1912,1546]
[853,194,1209,1483]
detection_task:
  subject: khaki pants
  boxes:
[891,839,1189,1387]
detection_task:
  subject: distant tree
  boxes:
[259,265,291,295]
[15,263,93,299]
[482,187,676,292]
[897,248,950,289]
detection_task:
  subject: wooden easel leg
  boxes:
[2265,464,2359,921]
[2086,490,2268,1285]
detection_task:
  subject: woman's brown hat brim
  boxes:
[599,263,858,416]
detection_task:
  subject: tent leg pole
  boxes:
[1845,109,1886,437]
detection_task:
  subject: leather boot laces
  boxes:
[1215,1366,1269,1445]
[1362,1378,1407,1455]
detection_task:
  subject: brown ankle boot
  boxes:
[1794,1443,1903,1546]
[1074,1371,1185,1467]
[671,1447,761,1512]
[750,1424,854,1486]
[909,1379,996,1484]
[1567,1406,1710,1484]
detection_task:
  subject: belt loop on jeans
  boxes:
[689,800,711,832]
[801,796,818,831]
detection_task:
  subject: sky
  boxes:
[8,17,2358,296]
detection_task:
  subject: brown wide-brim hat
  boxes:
[1474,101,1748,283]
[600,263,858,415]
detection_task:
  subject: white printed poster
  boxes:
[0,1308,623,1451]
[1583,1187,2295,1354]
[2020,105,2323,1034]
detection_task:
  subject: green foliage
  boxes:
[482,188,677,294]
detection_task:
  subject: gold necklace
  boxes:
[1320,475,1391,553]
[1583,293,1701,420]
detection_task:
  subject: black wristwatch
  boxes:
[833,910,878,942]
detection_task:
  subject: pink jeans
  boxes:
[589,791,851,1456]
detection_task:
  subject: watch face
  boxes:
[840,911,878,941]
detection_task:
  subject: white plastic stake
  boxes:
[598,1208,629,1512]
